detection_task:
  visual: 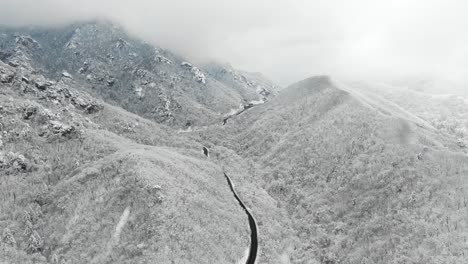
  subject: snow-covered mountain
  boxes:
[0,21,278,128]
[200,76,468,263]
[1,21,468,264]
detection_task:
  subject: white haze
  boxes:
[0,0,467,89]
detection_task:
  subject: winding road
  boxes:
[223,100,265,125]
[223,173,258,264]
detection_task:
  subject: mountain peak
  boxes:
[290,75,333,89]
[278,75,343,103]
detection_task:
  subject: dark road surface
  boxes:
[223,173,258,264]
[222,102,261,125]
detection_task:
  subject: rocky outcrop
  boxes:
[68,89,103,114]
[0,151,31,173]
[181,62,206,84]
[14,35,40,50]
[61,71,73,79]
[33,76,54,90]
[22,102,56,123]
[48,120,80,139]
[155,55,172,64]
[30,74,103,114]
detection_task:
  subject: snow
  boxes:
[66,29,82,49]
[15,35,39,49]
[249,99,265,105]
[181,61,193,68]
[156,55,173,64]
[66,41,78,49]
[164,97,171,111]
[61,71,73,79]
[134,86,144,98]
[180,62,206,84]
[191,67,206,84]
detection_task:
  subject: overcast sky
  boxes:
[0,0,467,86]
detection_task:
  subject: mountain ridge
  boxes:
[198,74,468,263]
[0,21,279,128]
[1,20,468,264]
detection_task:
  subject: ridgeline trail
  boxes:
[223,173,258,264]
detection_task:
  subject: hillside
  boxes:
[0,21,277,128]
[2,21,468,264]
[0,24,289,264]
[199,76,468,263]
[346,81,468,150]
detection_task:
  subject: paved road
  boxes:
[223,173,258,264]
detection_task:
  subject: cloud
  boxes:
[0,0,467,87]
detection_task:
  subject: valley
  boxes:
[0,21,467,264]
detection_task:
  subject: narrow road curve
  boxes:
[223,173,258,264]
[223,100,265,125]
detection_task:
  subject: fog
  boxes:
[1,0,467,88]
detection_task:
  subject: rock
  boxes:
[417,152,423,160]
[39,108,56,120]
[107,78,115,87]
[180,62,206,84]
[70,92,103,114]
[8,61,19,68]
[134,86,144,98]
[66,40,79,49]
[191,67,206,84]
[14,35,40,49]
[48,120,78,138]
[137,243,146,249]
[61,71,73,79]
[0,151,29,172]
[0,72,14,83]
[152,185,162,191]
[2,228,16,247]
[458,139,467,148]
[12,154,27,170]
[203,147,209,157]
[155,55,172,64]
[79,62,89,74]
[23,105,38,120]
[33,76,53,90]
[257,86,271,98]
[181,61,193,68]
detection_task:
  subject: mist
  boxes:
[1,0,467,88]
